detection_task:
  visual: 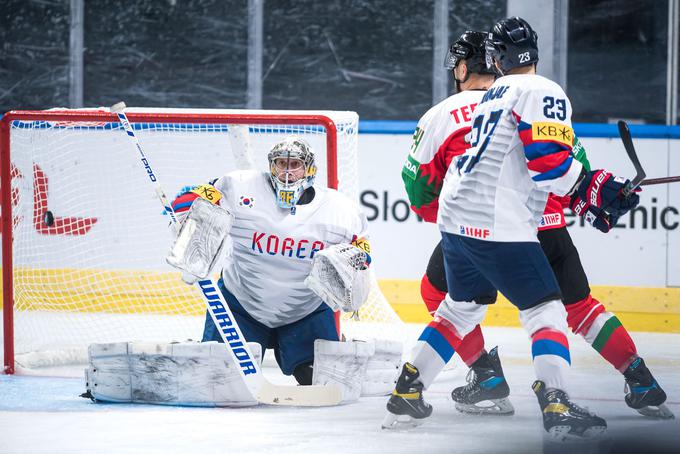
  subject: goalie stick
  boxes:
[110,102,341,407]
[617,120,647,197]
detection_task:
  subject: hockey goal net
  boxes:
[1,107,403,374]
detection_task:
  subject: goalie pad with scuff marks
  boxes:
[304,243,371,312]
[166,197,234,281]
[311,338,403,402]
[312,339,374,402]
[84,341,262,407]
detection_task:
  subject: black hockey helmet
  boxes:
[485,17,539,74]
[444,30,495,75]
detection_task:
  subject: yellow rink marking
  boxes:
[1,269,678,333]
[379,280,680,333]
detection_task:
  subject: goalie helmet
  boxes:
[485,17,539,75]
[267,136,317,209]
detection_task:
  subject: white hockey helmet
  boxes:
[267,136,317,209]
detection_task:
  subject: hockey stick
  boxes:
[640,175,680,186]
[617,120,647,197]
[111,102,341,406]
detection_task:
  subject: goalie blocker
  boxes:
[84,338,402,406]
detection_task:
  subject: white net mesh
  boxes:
[3,107,404,369]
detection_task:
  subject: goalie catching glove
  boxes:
[305,242,371,313]
[166,185,234,283]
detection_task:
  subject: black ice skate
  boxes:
[450,346,514,415]
[533,380,607,442]
[382,363,433,430]
[623,357,674,419]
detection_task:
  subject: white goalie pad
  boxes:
[312,339,374,403]
[166,197,234,281]
[311,338,403,402]
[304,243,371,312]
[361,338,403,397]
[84,341,262,407]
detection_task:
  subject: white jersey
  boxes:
[437,74,583,242]
[402,90,486,222]
[213,170,368,328]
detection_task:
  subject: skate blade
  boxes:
[547,425,608,443]
[636,403,675,419]
[381,412,426,431]
[454,398,515,416]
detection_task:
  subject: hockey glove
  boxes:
[583,205,619,233]
[171,184,222,223]
[572,169,639,218]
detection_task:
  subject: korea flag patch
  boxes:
[239,196,255,208]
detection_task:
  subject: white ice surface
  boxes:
[2,324,679,454]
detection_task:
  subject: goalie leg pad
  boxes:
[166,197,234,281]
[312,339,375,402]
[361,338,403,397]
[84,341,262,407]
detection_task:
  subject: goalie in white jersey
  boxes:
[170,137,372,386]
[385,18,641,440]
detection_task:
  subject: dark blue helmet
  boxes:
[444,30,495,75]
[485,17,539,74]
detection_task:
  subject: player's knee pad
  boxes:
[434,294,488,338]
[421,274,446,315]
[84,341,262,407]
[519,300,568,336]
[564,294,605,335]
[311,339,402,402]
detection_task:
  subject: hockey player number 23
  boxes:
[463,109,503,173]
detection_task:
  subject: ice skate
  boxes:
[450,346,514,415]
[623,357,674,419]
[533,380,607,442]
[382,363,432,430]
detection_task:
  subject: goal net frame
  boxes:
[1,107,403,374]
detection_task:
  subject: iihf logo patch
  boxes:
[239,196,255,208]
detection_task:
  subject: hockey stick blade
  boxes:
[258,382,342,407]
[641,175,680,186]
[617,120,646,196]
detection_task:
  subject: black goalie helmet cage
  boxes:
[485,16,539,74]
[444,30,496,75]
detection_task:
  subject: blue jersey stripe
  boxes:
[523,141,568,161]
[531,156,573,182]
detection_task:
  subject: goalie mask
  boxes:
[268,137,317,209]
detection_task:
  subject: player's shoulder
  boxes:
[502,74,566,96]
[222,169,266,184]
[421,90,485,122]
[214,169,268,193]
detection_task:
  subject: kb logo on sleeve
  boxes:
[532,122,573,147]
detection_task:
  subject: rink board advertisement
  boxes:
[1,122,679,332]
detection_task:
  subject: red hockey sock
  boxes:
[456,324,486,367]
[421,274,446,315]
[565,295,638,372]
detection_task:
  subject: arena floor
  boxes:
[1,325,679,454]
